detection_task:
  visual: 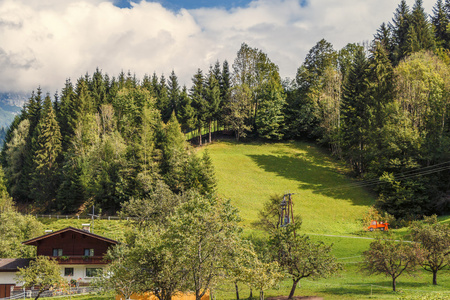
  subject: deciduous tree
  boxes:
[409,215,450,285]
[362,239,423,291]
[16,256,64,300]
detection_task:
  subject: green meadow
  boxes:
[202,140,375,234]
[41,140,450,300]
[200,140,450,299]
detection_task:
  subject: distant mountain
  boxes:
[0,92,28,108]
[0,92,28,129]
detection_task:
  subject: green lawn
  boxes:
[202,140,375,235]
[39,139,450,300]
[38,218,130,242]
[200,140,450,299]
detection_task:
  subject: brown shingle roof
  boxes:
[0,258,32,272]
[22,226,119,246]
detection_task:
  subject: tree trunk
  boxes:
[433,270,437,285]
[35,289,45,300]
[209,119,212,143]
[249,287,253,299]
[198,127,202,146]
[259,290,264,300]
[392,277,396,292]
[288,278,300,299]
[235,282,240,300]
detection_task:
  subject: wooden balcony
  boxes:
[54,256,106,265]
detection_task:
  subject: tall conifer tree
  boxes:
[390,0,411,64]
[366,42,396,170]
[178,86,196,134]
[31,94,62,207]
[205,67,221,143]
[341,48,370,176]
[157,75,171,123]
[407,0,435,53]
[432,0,450,48]
[168,70,181,118]
[190,69,207,145]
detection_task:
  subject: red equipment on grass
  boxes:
[368,220,389,231]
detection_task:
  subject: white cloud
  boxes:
[0,0,436,93]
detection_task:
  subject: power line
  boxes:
[313,160,450,192]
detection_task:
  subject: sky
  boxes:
[0,0,436,94]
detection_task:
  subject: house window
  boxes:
[85,268,102,278]
[64,268,74,277]
[84,249,94,256]
[53,249,63,256]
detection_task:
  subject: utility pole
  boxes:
[279,192,296,236]
[87,204,99,234]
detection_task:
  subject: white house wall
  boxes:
[0,264,104,286]
[59,264,104,282]
[0,272,18,284]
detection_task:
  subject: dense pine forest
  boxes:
[1,0,449,219]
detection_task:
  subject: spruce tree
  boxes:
[4,119,30,202]
[168,70,181,118]
[390,0,411,64]
[1,115,21,167]
[190,69,207,145]
[374,23,395,63]
[72,77,94,128]
[58,79,75,151]
[205,67,221,143]
[255,73,286,140]
[221,60,231,105]
[31,94,62,207]
[158,112,189,193]
[157,75,171,123]
[341,48,370,176]
[366,42,396,172]
[407,0,435,53]
[57,152,85,212]
[90,68,108,109]
[220,60,232,128]
[178,86,196,134]
[18,89,43,203]
[432,0,450,48]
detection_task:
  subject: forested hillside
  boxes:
[1,0,449,218]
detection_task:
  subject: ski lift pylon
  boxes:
[278,193,295,228]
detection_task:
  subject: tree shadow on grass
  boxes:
[318,280,431,297]
[247,142,373,207]
[317,284,393,297]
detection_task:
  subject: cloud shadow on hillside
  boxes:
[246,143,373,207]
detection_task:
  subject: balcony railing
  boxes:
[54,256,106,265]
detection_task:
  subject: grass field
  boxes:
[199,139,450,299]
[202,140,375,235]
[39,139,450,300]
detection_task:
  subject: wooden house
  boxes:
[0,226,119,298]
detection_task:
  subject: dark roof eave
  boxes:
[22,226,120,246]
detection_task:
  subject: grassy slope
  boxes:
[203,140,375,234]
[201,140,450,299]
[39,139,450,300]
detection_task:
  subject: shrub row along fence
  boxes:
[34,214,138,221]
[2,287,99,300]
